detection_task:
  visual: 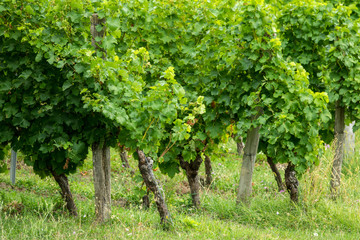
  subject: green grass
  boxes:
[0,140,359,239]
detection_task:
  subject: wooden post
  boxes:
[10,149,17,185]
[90,13,106,57]
[344,121,355,157]
[91,13,111,222]
[237,108,262,205]
[237,125,261,204]
[92,142,111,222]
[330,102,345,198]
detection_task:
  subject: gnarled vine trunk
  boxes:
[237,140,245,156]
[142,193,150,210]
[285,162,299,203]
[120,150,131,169]
[179,153,203,208]
[204,155,213,187]
[120,150,135,174]
[330,102,345,198]
[50,169,78,216]
[232,134,245,156]
[136,150,171,226]
[267,156,285,192]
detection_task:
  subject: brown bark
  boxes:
[330,102,345,198]
[285,163,299,203]
[237,124,261,205]
[236,137,245,156]
[136,149,171,226]
[232,134,244,156]
[267,157,285,192]
[237,141,244,156]
[92,143,111,222]
[179,153,203,208]
[120,151,131,169]
[120,150,135,174]
[204,155,213,186]
[142,193,150,210]
[50,169,78,217]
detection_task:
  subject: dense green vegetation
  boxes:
[1,0,360,237]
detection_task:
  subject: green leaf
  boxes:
[62,80,72,91]
[47,52,56,64]
[103,36,117,50]
[172,84,185,99]
[194,132,207,141]
[107,18,120,31]
[35,52,43,62]
[193,22,204,35]
[182,150,196,162]
[159,161,180,178]
[24,5,35,15]
[0,82,11,91]
[0,5,7,12]
[300,93,313,103]
[240,57,253,70]
[74,63,86,74]
[95,24,103,32]
[206,124,223,139]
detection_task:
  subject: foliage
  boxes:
[110,0,331,175]
[194,1,330,173]
[2,0,360,211]
[0,0,194,178]
[1,0,100,177]
[0,144,9,173]
[278,0,360,133]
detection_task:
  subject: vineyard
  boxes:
[0,0,360,239]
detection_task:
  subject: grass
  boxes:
[0,139,359,239]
